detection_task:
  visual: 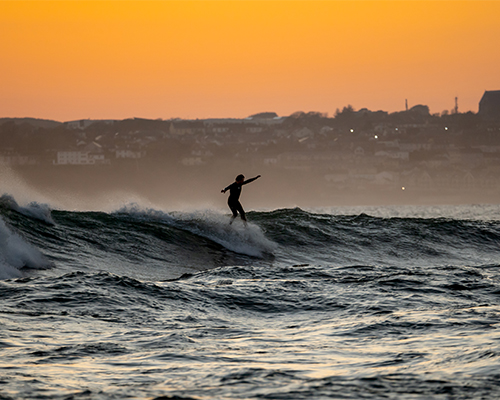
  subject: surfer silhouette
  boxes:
[221,174,261,225]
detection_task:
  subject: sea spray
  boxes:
[116,204,277,257]
[0,194,54,224]
[0,216,52,279]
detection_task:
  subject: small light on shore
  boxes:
[374,135,378,139]
[402,187,405,191]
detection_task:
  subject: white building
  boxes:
[0,153,38,166]
[375,150,410,161]
[53,151,109,165]
[116,149,144,159]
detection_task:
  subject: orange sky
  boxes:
[1,1,499,121]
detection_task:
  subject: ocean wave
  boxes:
[115,204,278,257]
[1,194,500,281]
[2,194,500,399]
[2,259,500,399]
[0,216,53,279]
[0,194,54,224]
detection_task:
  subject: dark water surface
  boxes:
[1,195,500,399]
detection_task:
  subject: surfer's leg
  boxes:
[239,205,248,227]
[229,202,238,224]
[237,202,246,222]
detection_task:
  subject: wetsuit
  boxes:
[223,176,259,221]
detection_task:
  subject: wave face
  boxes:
[1,195,500,399]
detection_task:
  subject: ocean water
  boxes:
[1,193,500,399]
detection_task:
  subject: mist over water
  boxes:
[5,161,499,216]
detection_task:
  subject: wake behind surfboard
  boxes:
[184,212,276,257]
[117,206,277,258]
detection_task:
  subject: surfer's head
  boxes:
[235,174,245,183]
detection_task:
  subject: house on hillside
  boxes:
[0,151,39,166]
[448,148,484,168]
[479,90,500,121]
[116,149,145,159]
[54,142,109,165]
[54,151,100,165]
[169,121,206,136]
[245,125,264,133]
[65,119,114,130]
[479,167,500,188]
[400,168,433,188]
[353,146,365,157]
[402,167,477,190]
[375,150,409,161]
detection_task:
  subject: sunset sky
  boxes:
[1,1,499,121]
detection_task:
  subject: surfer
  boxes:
[221,174,261,225]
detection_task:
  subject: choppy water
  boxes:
[1,194,500,399]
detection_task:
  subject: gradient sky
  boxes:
[1,1,499,121]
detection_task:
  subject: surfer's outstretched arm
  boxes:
[242,175,261,185]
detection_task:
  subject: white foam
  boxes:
[0,194,54,224]
[0,217,52,279]
[117,205,277,257]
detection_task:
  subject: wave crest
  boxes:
[0,194,54,224]
[116,204,277,257]
[0,216,53,279]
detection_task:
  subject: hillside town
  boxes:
[1,91,500,205]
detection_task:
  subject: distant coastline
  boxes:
[2,93,500,208]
